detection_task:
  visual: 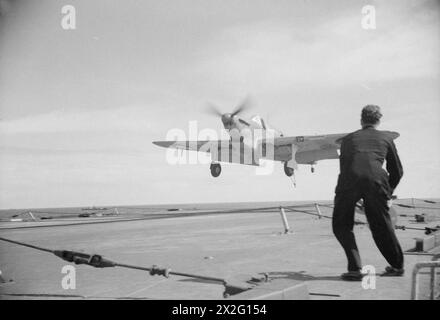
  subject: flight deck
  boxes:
[0,199,439,300]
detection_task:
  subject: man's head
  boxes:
[361,104,382,128]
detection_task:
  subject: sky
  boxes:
[0,0,439,209]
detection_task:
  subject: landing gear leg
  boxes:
[289,170,296,188]
[210,163,222,177]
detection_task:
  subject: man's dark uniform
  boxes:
[333,125,404,272]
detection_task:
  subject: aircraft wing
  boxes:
[267,133,348,151]
[153,140,249,155]
[153,140,260,166]
[153,140,215,153]
[268,131,399,151]
[264,131,399,168]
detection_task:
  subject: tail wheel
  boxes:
[210,163,221,177]
[283,162,294,177]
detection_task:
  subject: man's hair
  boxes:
[361,105,382,125]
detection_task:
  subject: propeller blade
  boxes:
[205,102,223,117]
[232,96,252,117]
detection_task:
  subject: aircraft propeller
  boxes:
[205,97,253,126]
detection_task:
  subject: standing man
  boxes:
[333,105,404,281]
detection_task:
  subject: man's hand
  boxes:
[387,199,393,209]
[387,195,397,208]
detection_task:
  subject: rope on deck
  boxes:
[0,236,227,285]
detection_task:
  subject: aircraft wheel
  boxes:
[210,163,221,177]
[283,162,294,177]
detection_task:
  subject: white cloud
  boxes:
[0,105,155,134]
[194,5,439,92]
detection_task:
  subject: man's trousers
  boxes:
[332,185,404,271]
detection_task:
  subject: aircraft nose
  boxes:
[221,113,232,125]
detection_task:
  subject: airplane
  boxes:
[153,98,400,178]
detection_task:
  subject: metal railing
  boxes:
[411,254,440,300]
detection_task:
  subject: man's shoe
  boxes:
[381,266,404,277]
[341,271,364,281]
